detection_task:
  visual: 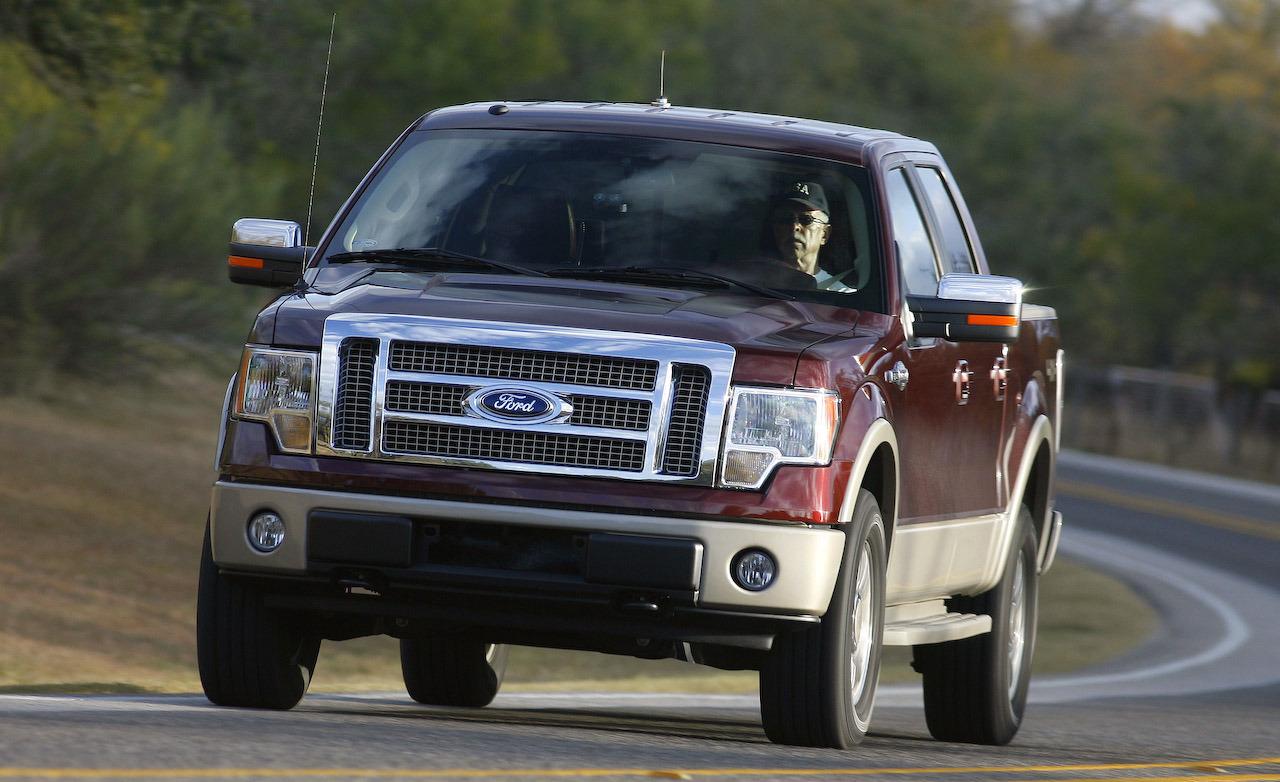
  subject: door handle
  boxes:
[991,356,1008,402]
[953,360,972,405]
[885,361,909,391]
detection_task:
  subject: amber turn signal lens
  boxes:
[967,313,1018,327]
[228,255,265,269]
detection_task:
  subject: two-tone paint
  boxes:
[218,101,1061,619]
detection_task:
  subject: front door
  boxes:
[883,164,1005,523]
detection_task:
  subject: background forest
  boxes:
[1,0,1278,475]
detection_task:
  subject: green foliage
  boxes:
[0,0,252,103]
[0,42,275,391]
[1,0,1278,396]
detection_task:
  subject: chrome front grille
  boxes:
[389,342,658,390]
[384,422,647,471]
[317,315,735,484]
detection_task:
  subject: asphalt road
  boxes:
[1,450,1277,781]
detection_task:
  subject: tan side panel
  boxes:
[886,514,1002,604]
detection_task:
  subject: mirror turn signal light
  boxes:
[967,313,1018,327]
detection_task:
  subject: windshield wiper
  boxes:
[546,265,793,300]
[326,247,548,277]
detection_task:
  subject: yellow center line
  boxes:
[1057,479,1280,542]
[0,756,1277,779]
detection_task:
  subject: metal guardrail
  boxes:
[1065,365,1280,482]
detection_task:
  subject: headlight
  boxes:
[233,346,317,454]
[719,387,839,489]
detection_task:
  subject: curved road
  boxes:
[1,451,1278,780]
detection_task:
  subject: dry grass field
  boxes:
[0,372,1154,695]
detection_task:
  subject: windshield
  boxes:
[319,129,884,311]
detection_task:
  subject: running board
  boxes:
[882,600,992,646]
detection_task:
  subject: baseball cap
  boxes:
[779,181,829,214]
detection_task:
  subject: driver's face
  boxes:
[772,205,831,274]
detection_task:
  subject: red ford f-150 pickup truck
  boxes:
[200,101,1064,749]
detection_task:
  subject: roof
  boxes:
[414,101,939,166]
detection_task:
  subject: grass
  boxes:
[0,373,1155,695]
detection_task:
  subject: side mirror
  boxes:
[228,218,312,287]
[907,273,1022,343]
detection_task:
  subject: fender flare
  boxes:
[836,417,900,548]
[980,413,1055,591]
[214,373,237,471]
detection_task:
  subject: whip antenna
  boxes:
[651,50,670,108]
[303,12,337,258]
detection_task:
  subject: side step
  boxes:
[882,600,991,646]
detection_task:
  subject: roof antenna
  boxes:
[651,50,670,109]
[303,11,337,261]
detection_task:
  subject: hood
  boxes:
[262,271,865,385]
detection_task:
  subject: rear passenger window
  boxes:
[886,169,939,296]
[917,167,975,274]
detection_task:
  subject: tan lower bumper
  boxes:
[210,480,845,616]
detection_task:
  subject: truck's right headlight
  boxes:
[233,346,317,454]
[719,387,839,489]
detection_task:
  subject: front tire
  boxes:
[196,523,319,709]
[759,489,887,748]
[915,506,1039,745]
[400,636,508,708]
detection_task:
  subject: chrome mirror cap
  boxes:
[232,218,302,248]
[938,273,1023,308]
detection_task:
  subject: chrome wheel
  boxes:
[849,540,875,705]
[1007,551,1027,699]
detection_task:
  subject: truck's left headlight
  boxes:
[234,346,317,454]
[719,387,839,489]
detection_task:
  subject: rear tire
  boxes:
[400,636,508,708]
[196,523,319,709]
[915,506,1039,745]
[759,489,887,748]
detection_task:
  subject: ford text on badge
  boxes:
[471,388,560,423]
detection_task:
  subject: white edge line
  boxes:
[1038,528,1251,687]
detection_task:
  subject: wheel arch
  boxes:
[1020,437,1056,568]
[215,373,237,471]
[997,414,1056,580]
[839,417,900,552]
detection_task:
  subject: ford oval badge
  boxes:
[472,388,560,423]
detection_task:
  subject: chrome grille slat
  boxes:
[569,396,650,431]
[384,421,646,471]
[333,338,377,450]
[385,381,468,415]
[662,365,712,477]
[390,341,658,390]
[384,379,652,432]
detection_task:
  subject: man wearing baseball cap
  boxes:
[770,181,854,291]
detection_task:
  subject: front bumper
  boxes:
[211,480,845,621]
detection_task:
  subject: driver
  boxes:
[770,181,854,291]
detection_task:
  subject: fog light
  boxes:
[247,512,286,553]
[732,549,777,591]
